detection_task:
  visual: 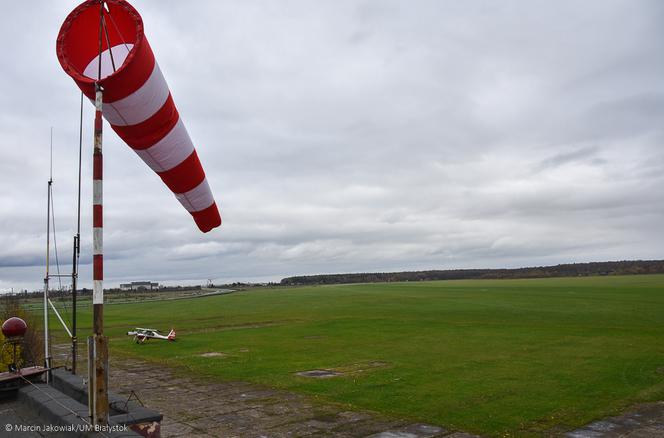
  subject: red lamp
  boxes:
[2,317,27,339]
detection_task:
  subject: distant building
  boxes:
[120,281,159,291]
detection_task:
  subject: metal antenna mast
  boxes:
[71,91,84,375]
[43,128,54,382]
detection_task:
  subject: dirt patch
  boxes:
[296,369,343,378]
[296,361,390,379]
[199,352,227,358]
[334,360,391,375]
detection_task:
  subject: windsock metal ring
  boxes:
[56,0,221,232]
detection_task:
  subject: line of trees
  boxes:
[280,260,664,286]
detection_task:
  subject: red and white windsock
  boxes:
[56,0,221,233]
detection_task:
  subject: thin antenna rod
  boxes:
[71,91,84,375]
[44,129,53,381]
[50,128,53,181]
[77,93,83,241]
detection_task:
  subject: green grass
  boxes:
[55,275,664,436]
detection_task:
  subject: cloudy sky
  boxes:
[1,0,663,292]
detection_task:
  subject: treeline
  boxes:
[280,260,664,286]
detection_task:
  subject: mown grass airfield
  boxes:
[48,274,664,436]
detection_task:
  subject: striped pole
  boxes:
[93,87,103,313]
[90,83,109,425]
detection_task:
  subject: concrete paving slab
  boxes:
[565,401,664,437]
[69,348,455,438]
[364,432,418,438]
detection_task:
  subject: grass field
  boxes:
[51,275,664,436]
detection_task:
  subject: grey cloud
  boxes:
[1,0,663,291]
[534,147,602,172]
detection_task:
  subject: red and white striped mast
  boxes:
[54,0,223,420]
[89,81,109,426]
[89,1,109,425]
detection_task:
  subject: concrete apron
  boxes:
[15,368,161,438]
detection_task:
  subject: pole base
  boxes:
[87,335,109,426]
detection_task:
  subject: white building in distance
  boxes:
[119,281,159,291]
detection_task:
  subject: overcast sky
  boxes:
[1,0,663,292]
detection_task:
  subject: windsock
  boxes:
[56,0,221,232]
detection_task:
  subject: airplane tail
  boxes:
[167,329,176,341]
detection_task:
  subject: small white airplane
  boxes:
[127,327,176,344]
